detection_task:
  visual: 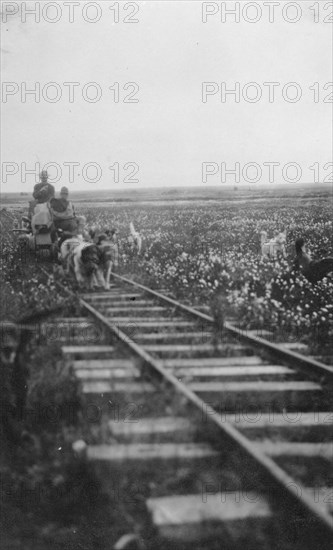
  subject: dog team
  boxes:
[25,171,142,290]
[60,226,130,291]
[58,212,142,291]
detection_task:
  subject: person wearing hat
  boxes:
[27,171,57,241]
[32,171,55,202]
[50,186,77,233]
[29,170,55,218]
[58,186,75,214]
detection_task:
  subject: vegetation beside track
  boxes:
[0,210,124,550]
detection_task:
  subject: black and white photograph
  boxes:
[1,1,332,548]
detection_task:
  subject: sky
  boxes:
[1,0,332,192]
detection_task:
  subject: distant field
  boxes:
[1,184,331,210]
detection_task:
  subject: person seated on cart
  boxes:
[28,170,55,218]
[27,171,57,242]
[50,186,77,233]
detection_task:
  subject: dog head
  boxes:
[98,243,113,263]
[81,245,101,275]
[275,230,287,244]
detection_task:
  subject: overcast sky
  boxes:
[1,0,332,192]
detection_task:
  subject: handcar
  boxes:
[13,208,58,261]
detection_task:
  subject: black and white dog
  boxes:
[68,242,103,290]
[61,239,116,290]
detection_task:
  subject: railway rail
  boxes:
[10,270,333,548]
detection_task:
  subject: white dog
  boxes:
[128,222,142,255]
[260,230,287,259]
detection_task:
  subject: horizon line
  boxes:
[1,182,332,196]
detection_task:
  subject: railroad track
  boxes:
[33,273,333,548]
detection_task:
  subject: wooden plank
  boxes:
[72,359,135,369]
[86,293,143,300]
[43,324,96,332]
[189,381,321,393]
[49,318,91,323]
[82,381,155,394]
[146,493,271,542]
[75,368,139,379]
[107,319,195,326]
[100,300,155,307]
[163,357,268,368]
[224,409,333,443]
[147,492,271,524]
[87,442,219,461]
[226,412,333,441]
[109,417,194,436]
[144,344,212,353]
[143,344,248,354]
[225,412,333,428]
[190,381,323,411]
[108,416,197,444]
[170,365,293,378]
[44,336,102,345]
[254,441,333,460]
[62,345,114,355]
[105,306,166,313]
[134,332,210,341]
[51,336,102,344]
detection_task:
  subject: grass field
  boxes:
[2,184,332,349]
